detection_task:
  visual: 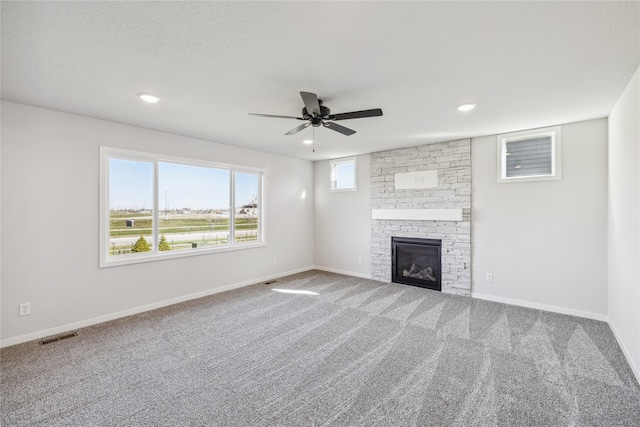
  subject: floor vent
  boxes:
[264,280,277,285]
[39,332,78,346]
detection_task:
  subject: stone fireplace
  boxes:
[370,139,471,296]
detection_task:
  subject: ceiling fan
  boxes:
[250,91,383,136]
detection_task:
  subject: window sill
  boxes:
[100,241,266,268]
[497,173,561,184]
[329,187,357,192]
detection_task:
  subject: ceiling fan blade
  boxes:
[249,113,304,120]
[330,108,383,121]
[300,91,321,116]
[323,121,356,136]
[285,122,311,135]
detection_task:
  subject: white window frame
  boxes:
[329,156,357,192]
[497,126,562,183]
[100,147,265,268]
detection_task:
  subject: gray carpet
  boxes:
[2,270,639,426]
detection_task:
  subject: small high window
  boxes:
[330,157,357,191]
[497,126,561,183]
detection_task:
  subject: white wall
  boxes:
[314,154,371,278]
[471,119,609,319]
[608,66,640,380]
[1,101,315,345]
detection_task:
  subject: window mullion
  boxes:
[229,170,235,245]
[259,173,263,242]
[153,160,159,254]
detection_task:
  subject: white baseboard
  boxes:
[471,292,608,321]
[607,319,640,385]
[313,265,372,280]
[0,266,315,349]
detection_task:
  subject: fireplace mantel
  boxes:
[371,208,463,221]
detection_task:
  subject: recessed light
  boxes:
[457,103,476,112]
[303,139,313,145]
[138,93,161,103]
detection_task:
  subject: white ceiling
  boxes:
[2,1,639,161]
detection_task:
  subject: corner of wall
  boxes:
[607,64,640,383]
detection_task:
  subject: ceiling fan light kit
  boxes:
[250,91,383,136]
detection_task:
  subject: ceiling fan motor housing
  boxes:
[302,103,331,120]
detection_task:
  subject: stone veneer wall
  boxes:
[371,139,471,295]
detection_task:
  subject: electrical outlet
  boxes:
[19,302,31,316]
[272,257,277,265]
[485,273,493,283]
[358,257,363,264]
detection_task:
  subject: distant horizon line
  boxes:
[109,206,257,211]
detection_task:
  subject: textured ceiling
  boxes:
[2,1,639,161]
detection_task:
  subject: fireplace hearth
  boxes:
[392,237,442,291]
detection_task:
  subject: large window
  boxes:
[497,126,562,183]
[100,147,264,267]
